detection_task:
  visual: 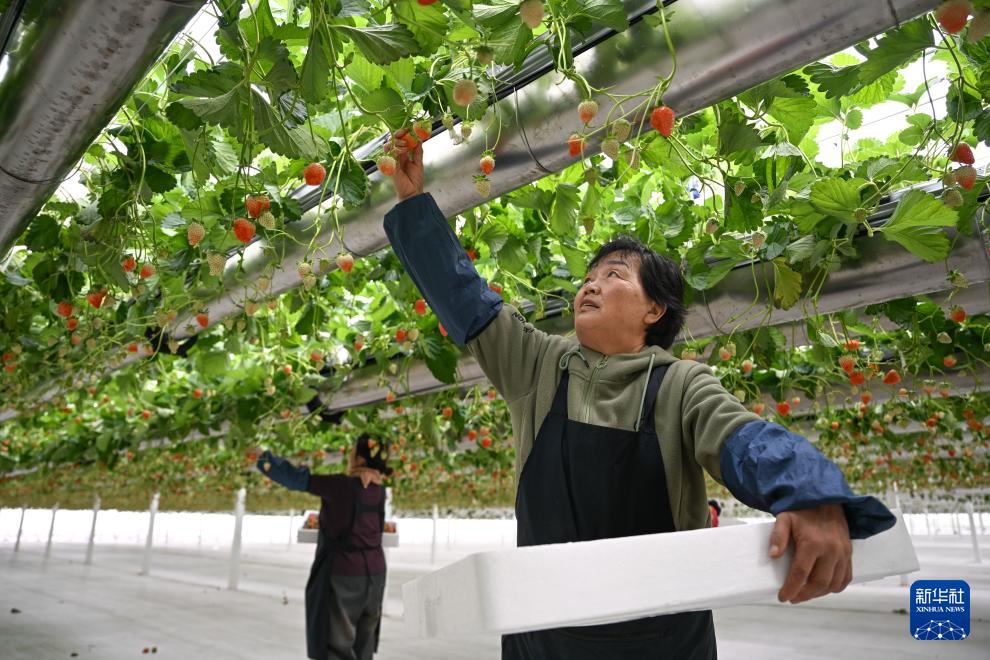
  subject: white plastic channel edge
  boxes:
[402,512,919,638]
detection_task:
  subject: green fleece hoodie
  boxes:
[467,305,761,532]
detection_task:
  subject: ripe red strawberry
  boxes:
[141,409,151,420]
[441,406,453,418]
[578,100,599,125]
[650,105,675,137]
[438,322,448,337]
[127,342,139,353]
[233,218,255,243]
[2,352,13,363]
[849,371,866,386]
[466,248,478,261]
[943,355,957,367]
[481,437,493,448]
[935,0,972,34]
[56,301,74,318]
[140,262,155,279]
[883,369,901,385]
[187,222,205,246]
[378,155,397,176]
[196,312,209,328]
[414,298,427,315]
[245,194,271,218]
[520,0,544,28]
[193,388,202,399]
[395,328,408,343]
[830,421,840,431]
[87,289,107,309]
[336,252,354,273]
[950,306,966,322]
[453,79,478,107]
[67,318,78,331]
[741,359,754,374]
[413,121,432,141]
[568,133,585,157]
[776,401,790,416]
[283,365,292,375]
[353,335,364,352]
[752,403,765,415]
[843,339,860,351]
[418,0,437,4]
[122,255,136,273]
[467,429,478,441]
[480,154,495,175]
[304,163,326,186]
[838,355,856,374]
[956,165,977,190]
[949,142,975,165]
[488,387,497,400]
[489,282,502,294]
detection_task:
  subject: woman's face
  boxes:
[574,253,663,355]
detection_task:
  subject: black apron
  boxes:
[503,366,717,660]
[305,479,385,660]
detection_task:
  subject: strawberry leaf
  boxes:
[809,179,861,223]
[878,190,958,262]
[333,23,420,65]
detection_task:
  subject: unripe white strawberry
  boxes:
[187,222,205,247]
[453,79,477,107]
[578,100,598,124]
[476,46,494,65]
[257,276,271,291]
[734,181,746,197]
[460,122,473,140]
[207,253,226,277]
[611,119,631,142]
[751,231,766,249]
[441,114,455,130]
[968,9,990,42]
[258,211,276,230]
[475,177,491,197]
[520,0,544,29]
[303,274,317,290]
[298,262,312,279]
[408,328,420,341]
[705,218,719,234]
[601,138,620,160]
[943,188,964,207]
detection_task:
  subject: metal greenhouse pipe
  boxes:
[167,0,942,339]
[0,0,204,256]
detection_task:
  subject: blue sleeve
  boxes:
[383,192,503,346]
[257,450,310,492]
[719,420,896,539]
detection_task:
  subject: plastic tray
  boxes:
[403,513,919,638]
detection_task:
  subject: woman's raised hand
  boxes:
[388,128,425,202]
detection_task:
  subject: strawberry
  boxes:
[245,194,270,218]
[489,282,503,294]
[935,0,972,34]
[187,222,205,246]
[418,0,437,4]
[87,289,107,309]
[488,387,497,399]
[718,347,732,361]
[601,138,620,160]
[475,177,491,197]
[453,79,478,107]
[741,359,754,374]
[439,322,448,337]
[56,301,74,318]
[830,421,840,431]
[882,369,901,385]
[396,328,408,343]
[141,409,151,420]
[481,437,493,449]
[578,100,599,124]
[734,181,747,197]
[476,46,494,65]
[479,425,490,436]
[466,248,478,260]
[122,255,136,273]
[353,335,364,352]
[611,118,631,142]
[568,133,585,157]
[304,163,326,186]
[752,403,765,415]
[626,148,641,170]
[67,318,78,331]
[949,142,975,165]
[377,155,397,177]
[480,154,495,175]
[776,401,790,416]
[207,252,226,277]
[138,262,156,279]
[385,391,397,403]
[650,106,675,137]
[442,406,453,418]
[258,211,276,231]
[233,218,255,243]
[943,188,964,207]
[413,120,432,141]
[950,306,966,323]
[283,365,292,375]
[849,371,866,386]
[843,339,861,351]
[838,355,856,374]
[968,8,990,42]
[466,429,478,441]
[336,252,354,273]
[956,165,977,190]
[520,0,544,29]
[460,122,473,139]
[193,388,202,399]
[414,298,427,315]
[2,352,12,362]
[943,355,957,367]
[196,312,209,328]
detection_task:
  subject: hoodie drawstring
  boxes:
[558,346,590,371]
[633,353,655,432]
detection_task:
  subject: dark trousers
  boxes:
[327,573,386,660]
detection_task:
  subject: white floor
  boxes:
[2,536,988,659]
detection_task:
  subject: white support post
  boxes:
[892,483,908,586]
[44,504,57,559]
[980,511,986,535]
[287,509,295,547]
[228,487,246,590]
[430,503,438,565]
[924,507,932,536]
[140,493,160,576]
[966,502,982,564]
[84,495,100,565]
[13,505,26,553]
[446,514,452,549]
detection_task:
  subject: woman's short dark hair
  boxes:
[586,236,686,349]
[355,433,393,476]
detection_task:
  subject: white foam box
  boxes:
[297,529,399,546]
[403,513,918,638]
